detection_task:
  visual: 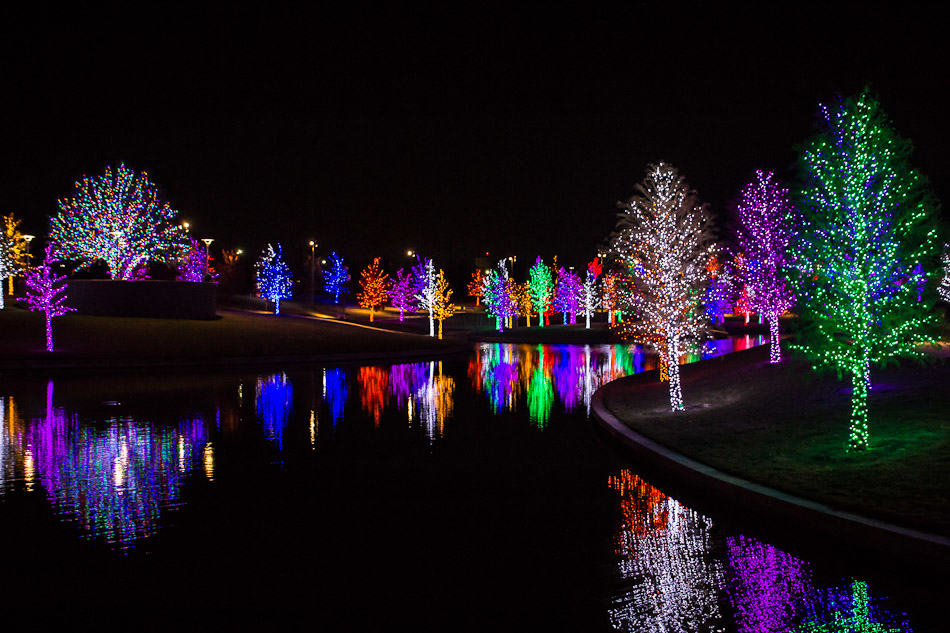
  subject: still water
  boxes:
[0,337,934,631]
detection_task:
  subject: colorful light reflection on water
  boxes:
[608,468,915,632]
[0,338,925,630]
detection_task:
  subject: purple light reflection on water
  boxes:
[2,383,210,550]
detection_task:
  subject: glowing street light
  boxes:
[201,238,214,275]
[309,240,318,303]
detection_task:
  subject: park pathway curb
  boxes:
[592,379,950,570]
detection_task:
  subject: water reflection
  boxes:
[256,372,293,448]
[469,338,763,421]
[608,468,914,633]
[0,385,209,549]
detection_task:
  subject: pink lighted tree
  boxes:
[736,170,795,362]
[390,267,416,321]
[19,244,75,351]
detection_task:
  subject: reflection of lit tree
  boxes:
[18,382,207,549]
[798,580,911,633]
[413,361,455,440]
[358,366,388,426]
[725,534,813,633]
[256,373,293,449]
[526,346,554,427]
[607,467,724,632]
[322,368,348,425]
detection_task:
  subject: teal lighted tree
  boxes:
[790,90,940,451]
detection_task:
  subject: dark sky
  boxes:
[2,4,947,277]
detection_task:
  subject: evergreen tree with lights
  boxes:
[19,244,75,351]
[255,243,293,315]
[610,162,715,412]
[736,170,796,361]
[49,163,185,279]
[389,267,415,321]
[790,90,940,451]
[527,257,554,327]
[323,251,350,304]
[432,269,457,339]
[357,257,390,322]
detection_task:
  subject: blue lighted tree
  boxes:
[323,251,350,304]
[255,243,293,315]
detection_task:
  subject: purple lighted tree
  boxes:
[390,267,416,321]
[19,244,75,351]
[553,267,582,324]
[736,170,795,362]
[176,238,219,283]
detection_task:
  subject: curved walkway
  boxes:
[592,348,950,570]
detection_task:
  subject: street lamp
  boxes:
[201,238,214,278]
[407,249,414,258]
[309,240,317,303]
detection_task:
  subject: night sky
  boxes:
[2,4,947,279]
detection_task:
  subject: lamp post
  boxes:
[201,238,214,279]
[309,240,317,303]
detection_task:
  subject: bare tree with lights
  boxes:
[610,162,715,411]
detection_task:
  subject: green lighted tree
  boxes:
[790,90,940,451]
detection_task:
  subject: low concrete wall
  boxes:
[65,280,217,320]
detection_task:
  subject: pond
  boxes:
[0,337,937,631]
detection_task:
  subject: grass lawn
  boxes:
[599,343,950,536]
[0,306,463,367]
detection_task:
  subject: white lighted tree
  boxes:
[0,231,18,309]
[415,258,437,337]
[610,162,715,411]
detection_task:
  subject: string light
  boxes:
[49,163,184,279]
[467,269,485,306]
[431,268,457,339]
[553,267,582,324]
[0,230,17,309]
[254,243,293,315]
[356,257,389,322]
[414,257,438,337]
[389,267,415,321]
[790,90,940,451]
[323,251,350,304]
[19,244,75,351]
[528,256,554,327]
[176,237,218,283]
[735,170,795,362]
[580,257,602,329]
[610,162,716,411]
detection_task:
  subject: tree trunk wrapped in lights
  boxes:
[357,257,390,322]
[790,90,940,451]
[735,171,796,363]
[323,251,350,305]
[19,245,75,351]
[49,164,185,280]
[432,269,457,339]
[527,257,554,327]
[255,243,293,315]
[389,267,415,321]
[610,162,715,412]
[581,257,602,329]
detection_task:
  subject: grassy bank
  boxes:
[599,344,950,536]
[0,307,464,368]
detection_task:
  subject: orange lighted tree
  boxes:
[432,269,457,339]
[467,269,485,306]
[357,257,390,322]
